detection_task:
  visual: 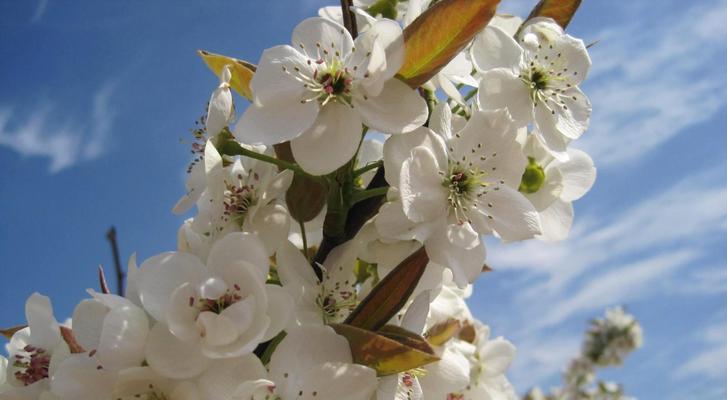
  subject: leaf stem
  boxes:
[351,186,389,205]
[299,219,310,263]
[450,87,478,114]
[353,160,383,178]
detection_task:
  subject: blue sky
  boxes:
[1,0,726,398]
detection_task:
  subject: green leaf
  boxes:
[525,0,582,29]
[397,0,501,88]
[331,323,439,376]
[344,247,429,330]
[366,0,399,20]
[197,50,257,100]
[274,142,329,223]
[378,324,435,354]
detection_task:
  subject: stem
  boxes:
[351,186,389,205]
[105,227,125,296]
[451,87,478,114]
[340,0,359,39]
[352,160,383,178]
[218,139,325,184]
[299,219,309,263]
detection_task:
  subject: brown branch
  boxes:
[340,0,359,39]
[105,227,125,296]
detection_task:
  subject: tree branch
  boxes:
[105,227,125,296]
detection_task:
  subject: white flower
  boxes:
[206,65,234,138]
[458,322,517,400]
[137,232,292,363]
[472,20,592,158]
[376,106,541,287]
[178,140,294,257]
[519,133,596,241]
[234,325,378,400]
[3,294,68,399]
[49,291,150,400]
[276,239,359,325]
[235,17,427,175]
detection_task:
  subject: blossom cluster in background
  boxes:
[0,1,640,399]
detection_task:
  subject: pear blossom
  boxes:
[376,107,541,287]
[233,325,378,400]
[3,294,68,399]
[235,17,427,175]
[472,20,592,157]
[206,65,235,138]
[137,232,292,362]
[276,239,359,325]
[178,141,294,257]
[457,322,518,400]
[519,133,596,241]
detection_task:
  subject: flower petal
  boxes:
[477,184,541,241]
[383,127,447,188]
[425,228,485,288]
[557,148,596,202]
[399,146,448,223]
[235,97,319,146]
[198,355,267,400]
[145,323,209,379]
[477,68,533,126]
[290,102,362,175]
[261,285,293,342]
[354,78,428,134]
[207,232,269,282]
[292,17,353,61]
[246,204,291,256]
[537,198,574,242]
[25,293,60,351]
[471,26,524,72]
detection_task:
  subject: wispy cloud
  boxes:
[485,166,727,387]
[676,320,727,379]
[580,0,727,167]
[31,0,48,23]
[0,84,116,173]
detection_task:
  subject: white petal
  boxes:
[471,26,524,72]
[138,252,208,323]
[50,355,116,400]
[525,166,564,211]
[261,285,293,342]
[437,73,466,104]
[167,283,203,342]
[71,299,107,351]
[25,293,60,351]
[260,170,294,205]
[276,240,319,289]
[206,86,233,137]
[282,363,377,400]
[351,19,405,94]
[418,347,470,398]
[401,291,431,333]
[197,312,239,347]
[479,337,516,377]
[537,199,574,242]
[173,158,206,215]
[292,17,353,61]
[246,204,291,256]
[145,323,209,379]
[534,86,591,141]
[290,102,362,175]
[96,303,149,370]
[557,148,596,202]
[477,185,541,241]
[249,45,313,106]
[354,78,428,134]
[477,69,533,126]
[269,325,352,384]
[446,222,479,250]
[399,146,448,223]
[207,232,269,282]
[235,98,319,146]
[198,355,267,400]
[425,228,485,288]
[453,109,527,186]
[374,200,432,242]
[430,102,454,141]
[383,126,447,188]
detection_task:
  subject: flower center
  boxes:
[444,165,488,223]
[194,283,243,314]
[13,345,50,386]
[519,157,546,194]
[529,69,549,91]
[223,182,257,227]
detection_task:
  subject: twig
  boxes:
[340,0,359,39]
[98,265,111,294]
[105,227,125,296]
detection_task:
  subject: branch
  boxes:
[340,0,359,39]
[105,227,125,296]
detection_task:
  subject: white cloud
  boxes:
[579,0,727,167]
[0,84,116,173]
[677,321,727,379]
[31,0,49,23]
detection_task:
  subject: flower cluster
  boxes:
[525,307,643,400]
[2,1,605,399]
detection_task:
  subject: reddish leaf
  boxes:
[198,50,257,100]
[274,142,328,223]
[60,326,86,354]
[398,0,501,88]
[345,247,429,330]
[331,323,439,376]
[378,324,435,354]
[425,319,462,346]
[98,265,111,294]
[1,325,26,340]
[526,0,582,29]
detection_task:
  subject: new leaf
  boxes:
[197,50,256,100]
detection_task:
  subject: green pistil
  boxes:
[530,69,549,91]
[445,167,486,207]
[519,157,546,194]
